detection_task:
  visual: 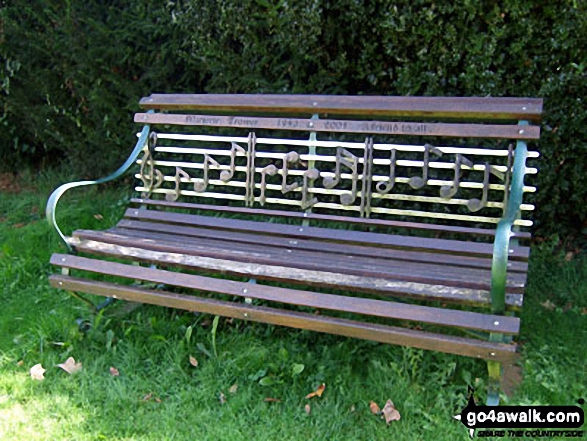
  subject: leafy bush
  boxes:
[1,0,585,238]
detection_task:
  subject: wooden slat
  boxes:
[51,254,520,334]
[67,236,524,309]
[135,113,540,140]
[138,94,543,122]
[49,275,519,362]
[115,219,529,273]
[123,208,530,260]
[129,198,532,240]
[72,229,527,292]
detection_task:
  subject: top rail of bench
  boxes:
[139,94,543,122]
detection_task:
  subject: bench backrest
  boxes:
[134,94,542,236]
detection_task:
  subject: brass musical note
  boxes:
[376,149,397,194]
[439,154,474,199]
[194,154,220,192]
[259,164,278,206]
[281,151,301,193]
[301,168,320,209]
[166,166,190,201]
[323,147,358,205]
[466,163,503,212]
[220,142,246,182]
[409,144,443,189]
[138,149,164,196]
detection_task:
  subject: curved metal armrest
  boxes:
[490,124,529,314]
[46,124,151,252]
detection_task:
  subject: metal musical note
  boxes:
[323,147,359,205]
[220,142,246,182]
[376,149,397,194]
[194,154,220,192]
[138,149,164,196]
[409,144,443,189]
[466,163,503,212]
[301,168,320,209]
[259,164,278,206]
[280,151,301,193]
[166,166,190,201]
[439,154,474,199]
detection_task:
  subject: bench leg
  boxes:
[487,360,503,406]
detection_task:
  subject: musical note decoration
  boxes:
[466,163,503,212]
[138,148,164,197]
[301,168,320,209]
[220,142,246,182]
[281,151,301,193]
[323,147,359,206]
[166,166,190,202]
[259,164,278,206]
[439,154,474,199]
[194,155,220,192]
[409,144,443,190]
[376,149,397,195]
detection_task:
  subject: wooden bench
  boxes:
[47,94,542,404]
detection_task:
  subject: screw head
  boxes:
[522,106,527,110]
[299,228,304,232]
[312,102,318,106]
[59,282,63,286]
[309,122,314,128]
[490,352,496,357]
[143,115,148,121]
[303,213,308,218]
[243,288,248,294]
[244,313,249,318]
[494,321,500,326]
[519,129,525,134]
[61,258,66,262]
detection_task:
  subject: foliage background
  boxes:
[1,0,586,239]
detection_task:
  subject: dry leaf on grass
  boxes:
[381,400,401,424]
[219,392,226,404]
[94,214,104,220]
[541,300,556,311]
[305,404,311,415]
[264,397,282,403]
[369,400,381,414]
[16,360,24,367]
[109,367,120,376]
[57,357,82,374]
[189,355,198,367]
[30,364,46,381]
[564,251,574,261]
[142,393,153,401]
[305,383,326,399]
[229,384,238,394]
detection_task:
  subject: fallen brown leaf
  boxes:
[350,405,356,413]
[30,363,46,381]
[381,400,401,424]
[189,355,198,367]
[219,392,226,404]
[305,383,326,399]
[154,397,162,403]
[369,400,381,414]
[541,300,556,311]
[582,308,587,316]
[305,404,311,415]
[142,393,153,401]
[57,357,82,374]
[16,360,24,367]
[564,251,574,261]
[264,397,282,403]
[109,367,119,376]
[229,383,238,394]
[12,223,25,228]
[94,214,104,220]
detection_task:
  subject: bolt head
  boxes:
[312,102,318,106]
[244,313,248,317]
[243,288,248,294]
[519,129,525,134]
[494,321,500,326]
[490,352,496,356]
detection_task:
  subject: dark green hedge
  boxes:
[1,0,586,239]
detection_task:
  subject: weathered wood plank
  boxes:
[49,274,519,361]
[129,198,531,240]
[138,94,543,122]
[123,208,530,260]
[51,254,520,334]
[73,229,527,292]
[134,113,541,139]
[65,237,524,309]
[115,219,529,273]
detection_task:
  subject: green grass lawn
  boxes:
[0,170,586,440]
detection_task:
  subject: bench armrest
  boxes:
[46,123,151,252]
[490,122,530,314]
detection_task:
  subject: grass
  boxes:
[0,169,586,440]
